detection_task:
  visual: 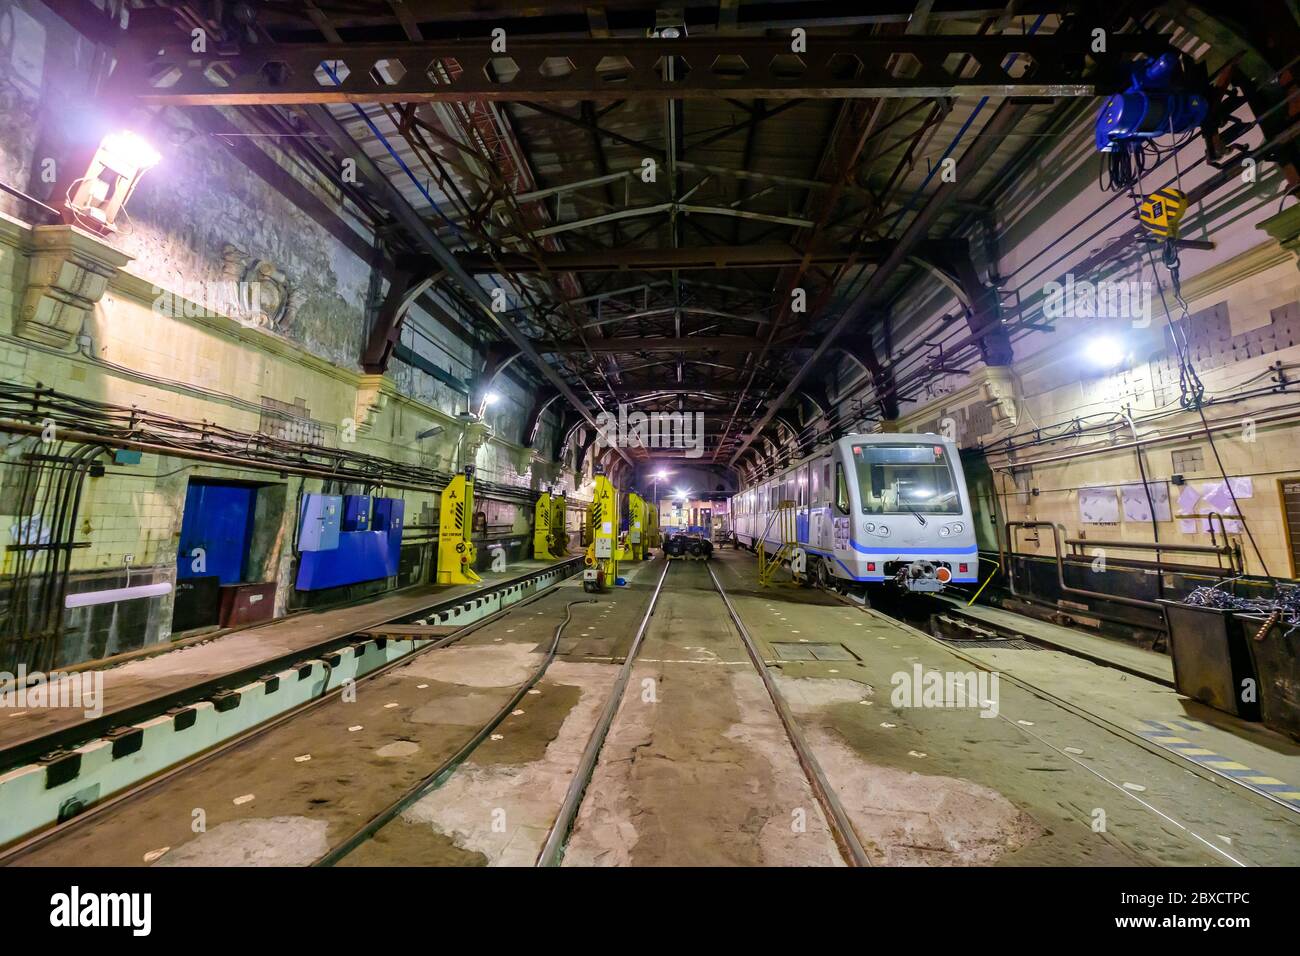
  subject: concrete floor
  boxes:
[10,548,1300,867]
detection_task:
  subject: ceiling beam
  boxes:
[538,336,796,353]
[299,106,632,464]
[456,242,882,273]
[110,33,1164,106]
[727,98,1033,466]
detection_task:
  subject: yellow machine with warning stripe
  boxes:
[534,488,570,559]
[550,491,568,555]
[624,492,645,561]
[644,498,660,551]
[1139,186,1188,240]
[437,465,480,585]
[533,490,558,560]
[583,470,619,592]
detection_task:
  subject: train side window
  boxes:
[823,463,831,496]
[835,463,849,515]
[810,463,820,499]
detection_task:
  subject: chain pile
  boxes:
[1183,583,1300,636]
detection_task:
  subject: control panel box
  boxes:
[298,494,342,552]
[342,494,371,532]
[371,496,404,533]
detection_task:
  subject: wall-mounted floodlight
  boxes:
[483,391,501,406]
[1084,335,1128,369]
[416,425,445,440]
[66,130,161,233]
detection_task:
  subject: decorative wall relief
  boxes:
[221,242,301,331]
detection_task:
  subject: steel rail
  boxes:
[317,597,597,866]
[0,566,579,863]
[705,563,873,867]
[0,558,582,774]
[536,557,671,866]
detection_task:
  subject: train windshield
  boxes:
[852,443,961,515]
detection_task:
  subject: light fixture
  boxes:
[655,470,670,479]
[674,488,690,500]
[65,130,161,233]
[483,391,501,406]
[102,131,161,172]
[1084,335,1127,369]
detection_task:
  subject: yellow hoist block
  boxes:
[624,492,645,561]
[1139,186,1188,240]
[583,472,619,592]
[550,492,568,556]
[437,465,480,585]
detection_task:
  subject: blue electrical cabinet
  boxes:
[296,495,405,591]
[372,497,405,572]
[342,495,371,532]
[298,494,343,552]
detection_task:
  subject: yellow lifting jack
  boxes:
[644,499,660,551]
[533,490,560,560]
[550,491,569,556]
[623,492,645,561]
[437,465,480,585]
[583,470,619,592]
[534,489,569,559]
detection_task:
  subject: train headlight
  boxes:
[939,526,951,536]
[865,522,876,533]
[952,522,964,534]
[877,525,889,537]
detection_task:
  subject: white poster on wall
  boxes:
[1079,486,1120,524]
[1120,481,1172,522]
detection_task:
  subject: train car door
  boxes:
[960,449,1001,553]
[813,458,832,550]
[796,464,810,544]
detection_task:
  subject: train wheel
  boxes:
[815,557,832,590]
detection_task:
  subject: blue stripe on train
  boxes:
[849,538,979,557]
[737,534,978,584]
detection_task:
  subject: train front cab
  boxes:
[734,434,979,596]
[841,436,979,593]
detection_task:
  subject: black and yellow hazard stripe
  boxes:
[1137,719,1300,810]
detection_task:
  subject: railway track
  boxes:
[0,568,580,864]
[531,557,869,866]
[312,555,871,867]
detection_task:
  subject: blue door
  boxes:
[176,481,256,583]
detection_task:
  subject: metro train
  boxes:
[733,433,979,593]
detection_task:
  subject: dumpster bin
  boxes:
[1239,613,1300,740]
[1158,600,1260,720]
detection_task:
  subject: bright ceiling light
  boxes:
[674,488,689,500]
[1085,335,1126,369]
[654,470,670,479]
[483,391,501,405]
[101,131,161,173]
